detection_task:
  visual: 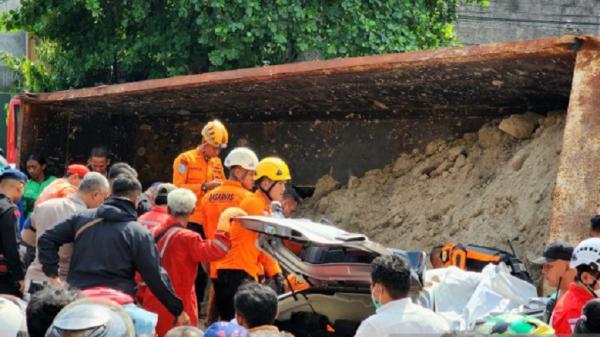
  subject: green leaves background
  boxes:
[0,0,487,92]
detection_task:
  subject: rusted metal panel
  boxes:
[21,35,578,120]
[18,35,584,185]
[22,35,578,103]
[550,36,600,242]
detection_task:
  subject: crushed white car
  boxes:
[238,216,543,336]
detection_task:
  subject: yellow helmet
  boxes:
[201,120,228,148]
[254,157,291,181]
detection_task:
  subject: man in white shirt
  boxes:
[22,172,109,294]
[355,255,450,337]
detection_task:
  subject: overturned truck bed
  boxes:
[18,35,600,242]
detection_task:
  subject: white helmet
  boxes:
[46,298,135,337]
[0,296,27,337]
[224,147,259,170]
[570,238,600,269]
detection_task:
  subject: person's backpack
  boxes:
[440,243,532,283]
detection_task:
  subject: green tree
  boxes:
[0,0,487,92]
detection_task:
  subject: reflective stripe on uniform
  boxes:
[140,220,162,228]
[214,239,229,253]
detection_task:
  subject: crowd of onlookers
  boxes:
[2,118,600,337]
[0,143,303,337]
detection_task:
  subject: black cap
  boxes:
[530,241,574,264]
[155,183,176,205]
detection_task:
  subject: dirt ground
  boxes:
[297,111,565,267]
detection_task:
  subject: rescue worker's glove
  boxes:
[266,274,286,294]
[217,207,247,233]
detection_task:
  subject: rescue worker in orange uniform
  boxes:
[172,119,228,314]
[173,120,228,229]
[214,157,291,321]
[199,147,259,324]
[201,148,258,241]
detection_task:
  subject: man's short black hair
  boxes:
[429,245,443,265]
[27,153,47,166]
[574,299,600,334]
[283,186,301,203]
[90,146,109,158]
[591,215,600,233]
[26,285,80,337]
[234,282,278,328]
[575,263,600,283]
[108,162,138,180]
[111,174,142,198]
[371,255,411,300]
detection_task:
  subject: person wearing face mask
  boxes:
[355,255,450,337]
[37,174,190,326]
[551,238,600,335]
[213,157,290,321]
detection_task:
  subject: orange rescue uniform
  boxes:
[172,147,225,225]
[200,180,253,278]
[200,180,252,241]
[215,190,281,279]
[35,178,76,206]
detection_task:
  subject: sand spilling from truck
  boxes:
[298,112,565,262]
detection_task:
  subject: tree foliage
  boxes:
[0,0,487,92]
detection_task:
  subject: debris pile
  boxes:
[298,111,565,261]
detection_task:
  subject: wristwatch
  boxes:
[201,183,208,192]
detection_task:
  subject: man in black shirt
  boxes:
[38,174,189,324]
[0,169,28,295]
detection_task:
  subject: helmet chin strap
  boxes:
[584,274,600,298]
[258,179,276,201]
[585,283,598,298]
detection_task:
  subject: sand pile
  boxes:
[298,111,565,261]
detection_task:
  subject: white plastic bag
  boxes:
[464,263,537,327]
[430,266,482,314]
